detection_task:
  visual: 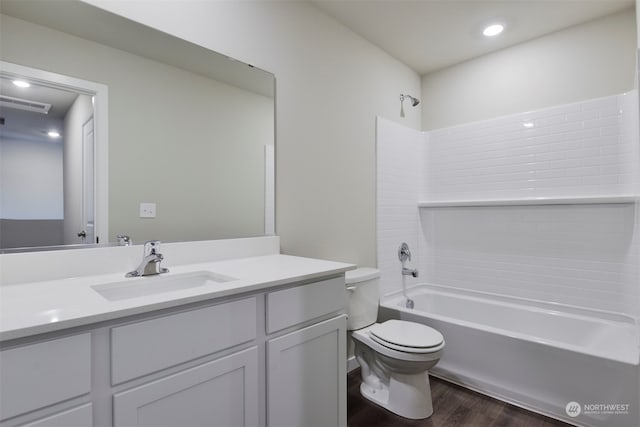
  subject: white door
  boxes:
[267,315,347,427]
[79,117,94,243]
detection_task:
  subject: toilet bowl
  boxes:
[346,268,444,419]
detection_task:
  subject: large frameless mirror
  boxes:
[0,0,275,252]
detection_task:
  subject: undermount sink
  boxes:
[91,271,237,301]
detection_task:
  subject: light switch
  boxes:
[139,202,156,218]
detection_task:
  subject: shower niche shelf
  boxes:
[417,195,639,208]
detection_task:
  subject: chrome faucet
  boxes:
[117,234,132,246]
[398,242,419,277]
[398,242,418,309]
[398,242,412,263]
[402,267,419,278]
[126,240,169,277]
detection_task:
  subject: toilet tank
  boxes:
[345,268,380,330]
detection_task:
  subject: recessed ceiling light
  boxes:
[12,80,30,88]
[47,131,60,138]
[483,24,504,37]
[523,122,534,128]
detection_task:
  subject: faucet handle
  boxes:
[117,235,132,246]
[398,242,412,263]
[144,240,161,256]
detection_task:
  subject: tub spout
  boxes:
[402,267,418,278]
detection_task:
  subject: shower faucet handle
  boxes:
[398,242,412,263]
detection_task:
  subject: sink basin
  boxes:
[92,271,237,301]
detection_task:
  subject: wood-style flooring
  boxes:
[347,369,574,427]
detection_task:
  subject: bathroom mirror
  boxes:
[0,0,275,251]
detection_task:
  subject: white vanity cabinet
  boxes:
[0,334,93,427]
[110,297,260,427]
[267,316,346,427]
[266,277,347,427]
[0,273,347,427]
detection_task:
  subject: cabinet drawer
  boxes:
[266,277,345,333]
[0,334,91,421]
[111,297,256,384]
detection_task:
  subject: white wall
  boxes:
[637,0,640,46]
[0,137,63,219]
[422,8,637,130]
[83,0,421,268]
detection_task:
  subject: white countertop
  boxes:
[0,254,355,342]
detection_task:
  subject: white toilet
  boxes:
[346,268,444,419]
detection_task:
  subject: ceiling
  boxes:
[309,0,635,75]
[0,77,78,120]
[0,77,77,142]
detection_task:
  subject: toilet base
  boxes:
[359,372,434,420]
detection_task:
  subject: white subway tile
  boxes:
[381,93,638,314]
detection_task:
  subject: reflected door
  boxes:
[80,116,95,243]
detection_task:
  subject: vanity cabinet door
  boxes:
[113,347,259,427]
[267,315,347,427]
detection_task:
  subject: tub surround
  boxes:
[0,236,353,427]
[424,91,639,200]
[377,90,640,314]
[417,91,640,314]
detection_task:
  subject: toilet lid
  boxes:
[369,320,443,350]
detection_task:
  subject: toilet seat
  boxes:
[353,324,444,362]
[369,320,443,354]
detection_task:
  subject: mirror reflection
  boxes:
[0,0,275,251]
[0,72,99,249]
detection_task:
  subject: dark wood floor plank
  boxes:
[347,369,573,427]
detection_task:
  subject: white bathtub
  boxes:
[378,284,640,427]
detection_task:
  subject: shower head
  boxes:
[400,94,420,107]
[399,93,420,118]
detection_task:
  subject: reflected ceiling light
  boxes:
[523,122,534,128]
[47,130,60,138]
[483,24,504,37]
[12,80,30,88]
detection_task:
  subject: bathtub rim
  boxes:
[381,283,639,366]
